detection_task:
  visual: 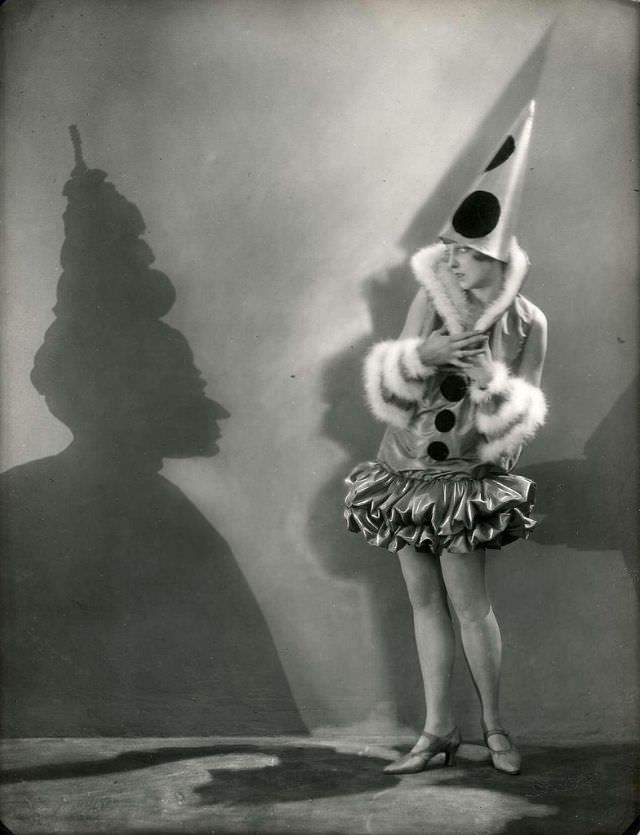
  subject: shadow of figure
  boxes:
[0,128,306,736]
[525,375,639,594]
[2,741,635,835]
[0,743,398,801]
[308,263,426,730]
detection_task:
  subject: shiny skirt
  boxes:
[344,460,536,556]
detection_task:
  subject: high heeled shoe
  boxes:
[482,724,521,775]
[383,727,461,774]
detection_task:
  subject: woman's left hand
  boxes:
[465,341,495,387]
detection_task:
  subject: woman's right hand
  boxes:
[418,329,488,369]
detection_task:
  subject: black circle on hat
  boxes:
[435,409,456,432]
[452,190,501,238]
[427,441,449,461]
[440,375,467,402]
[485,135,515,172]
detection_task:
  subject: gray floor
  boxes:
[0,736,637,835]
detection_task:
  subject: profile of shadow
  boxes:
[524,375,639,592]
[0,743,398,802]
[0,129,306,736]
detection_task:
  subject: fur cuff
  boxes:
[468,361,511,404]
[363,339,434,427]
[473,367,548,463]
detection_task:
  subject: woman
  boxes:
[344,236,547,775]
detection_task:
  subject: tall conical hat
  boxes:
[439,100,535,262]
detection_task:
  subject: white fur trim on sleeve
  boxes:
[363,339,434,428]
[472,367,548,463]
[468,361,511,404]
[382,338,435,400]
[363,344,413,428]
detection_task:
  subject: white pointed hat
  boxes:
[439,100,535,262]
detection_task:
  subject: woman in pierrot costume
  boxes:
[345,102,547,775]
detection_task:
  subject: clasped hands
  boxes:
[418,329,494,386]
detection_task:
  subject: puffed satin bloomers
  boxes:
[344,460,536,556]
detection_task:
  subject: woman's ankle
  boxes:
[482,717,512,751]
[481,712,503,731]
[423,719,457,738]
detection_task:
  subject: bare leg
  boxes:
[440,549,510,751]
[398,546,456,737]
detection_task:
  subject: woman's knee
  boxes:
[399,550,446,611]
[449,596,492,624]
[406,582,448,611]
[440,551,491,623]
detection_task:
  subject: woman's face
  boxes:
[441,243,502,292]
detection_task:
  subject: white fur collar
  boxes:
[410,238,529,334]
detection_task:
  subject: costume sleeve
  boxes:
[468,360,547,463]
[363,338,435,428]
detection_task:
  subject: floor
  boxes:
[0,736,637,835]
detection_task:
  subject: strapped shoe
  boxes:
[383,727,461,774]
[482,725,521,775]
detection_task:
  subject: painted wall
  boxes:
[1,0,637,741]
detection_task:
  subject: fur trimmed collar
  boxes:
[410,238,530,335]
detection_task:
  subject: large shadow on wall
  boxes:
[309,264,426,730]
[525,376,639,591]
[0,129,306,737]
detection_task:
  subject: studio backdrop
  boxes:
[1,0,637,742]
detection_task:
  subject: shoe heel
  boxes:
[444,745,459,767]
